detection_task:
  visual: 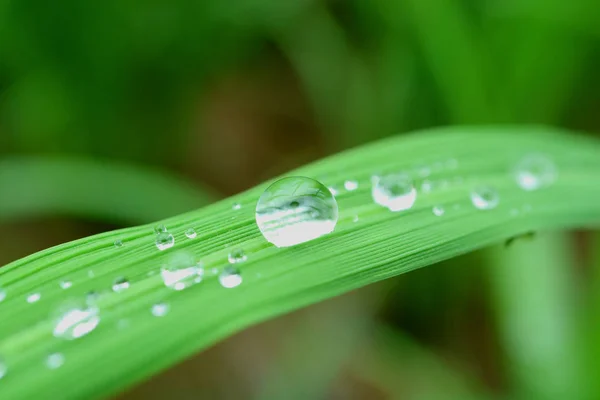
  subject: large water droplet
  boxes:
[27,293,41,303]
[228,249,247,264]
[46,353,65,370]
[372,173,417,212]
[470,187,499,210]
[155,231,175,251]
[219,266,242,288]
[151,303,169,317]
[185,228,197,239]
[0,358,6,379]
[161,252,203,291]
[515,154,557,191]
[53,303,100,340]
[112,277,130,293]
[344,180,359,191]
[255,176,338,248]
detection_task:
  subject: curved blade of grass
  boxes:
[0,156,218,225]
[0,126,599,399]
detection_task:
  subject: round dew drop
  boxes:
[228,249,247,264]
[470,186,499,210]
[219,266,242,288]
[232,203,242,211]
[59,280,72,290]
[185,228,197,239]
[113,240,123,248]
[344,180,359,191]
[151,303,170,317]
[371,173,417,212]
[255,176,338,248]
[514,153,557,191]
[46,353,65,370]
[27,293,41,303]
[112,277,130,292]
[432,206,445,216]
[155,232,175,251]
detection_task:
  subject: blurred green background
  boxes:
[1,0,599,399]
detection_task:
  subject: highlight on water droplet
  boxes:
[328,186,338,196]
[219,266,242,289]
[46,353,65,370]
[59,280,72,290]
[112,277,130,293]
[185,228,197,239]
[228,249,247,264]
[151,302,170,317]
[232,203,242,211]
[344,180,359,191]
[161,252,203,291]
[0,358,6,379]
[255,176,339,248]
[432,206,445,216]
[371,173,417,212]
[470,186,500,210]
[114,240,123,248]
[352,215,359,223]
[514,153,557,191]
[53,302,100,340]
[27,293,41,303]
[155,231,175,251]
[0,288,6,302]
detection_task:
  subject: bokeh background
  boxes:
[1,0,599,399]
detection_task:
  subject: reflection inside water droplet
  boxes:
[228,249,247,264]
[470,186,499,210]
[161,252,203,291]
[372,173,417,212]
[255,177,338,248]
[185,228,197,239]
[219,267,242,288]
[432,206,445,216]
[155,231,175,251]
[53,302,100,340]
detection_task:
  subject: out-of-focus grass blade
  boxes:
[487,233,586,399]
[0,126,598,399]
[0,157,217,225]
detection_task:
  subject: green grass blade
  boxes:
[0,126,599,399]
[0,156,217,225]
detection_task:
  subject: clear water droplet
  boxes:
[59,280,72,290]
[0,288,6,302]
[0,358,6,379]
[161,252,203,291]
[432,206,445,216]
[470,187,499,210]
[154,224,168,234]
[27,293,41,303]
[185,228,197,239]
[228,249,247,264]
[87,270,95,278]
[113,240,123,248]
[112,277,130,292]
[46,353,65,369]
[372,174,417,212]
[421,180,433,193]
[232,203,242,210]
[53,302,100,340]
[344,180,359,191]
[352,215,359,223]
[255,176,339,248]
[219,266,242,288]
[155,231,175,251]
[151,303,169,317]
[515,154,557,191]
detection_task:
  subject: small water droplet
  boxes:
[228,249,247,264]
[470,187,499,210]
[352,215,359,223]
[151,303,169,317]
[161,252,203,291]
[256,177,338,248]
[219,266,242,288]
[113,240,123,248]
[232,203,242,210]
[0,288,6,302]
[344,180,359,191]
[0,358,6,379]
[112,277,130,293]
[53,303,100,340]
[155,231,175,251]
[421,180,433,193]
[372,174,417,212]
[88,270,95,278]
[27,293,41,303]
[59,280,72,290]
[46,353,65,370]
[432,206,445,216]
[515,154,557,191]
[185,228,197,239]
